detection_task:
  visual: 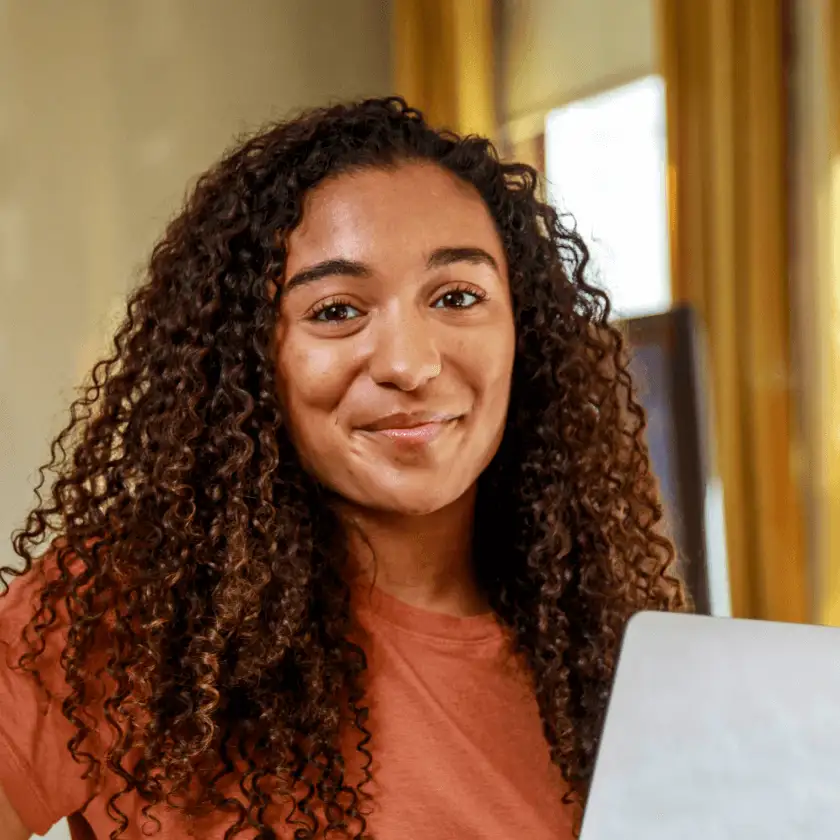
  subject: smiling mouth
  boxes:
[372,421,454,444]
[357,413,462,445]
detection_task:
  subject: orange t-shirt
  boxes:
[0,564,575,839]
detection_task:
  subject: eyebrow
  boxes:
[284,258,371,292]
[427,246,500,273]
[282,246,501,295]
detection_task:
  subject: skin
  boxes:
[275,162,516,615]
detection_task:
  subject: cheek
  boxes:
[466,323,516,408]
[275,333,355,428]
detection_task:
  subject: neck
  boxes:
[340,486,486,617]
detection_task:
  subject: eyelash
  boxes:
[307,284,488,324]
[308,297,360,323]
[433,283,488,310]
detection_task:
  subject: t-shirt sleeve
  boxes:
[0,561,93,835]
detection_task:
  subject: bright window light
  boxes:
[545,75,671,319]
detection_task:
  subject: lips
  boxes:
[360,412,459,432]
[357,412,462,445]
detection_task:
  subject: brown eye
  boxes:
[312,302,361,322]
[433,289,483,309]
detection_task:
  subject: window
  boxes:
[544,75,671,319]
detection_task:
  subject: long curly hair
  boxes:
[1,97,685,838]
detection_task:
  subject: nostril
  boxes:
[368,354,442,392]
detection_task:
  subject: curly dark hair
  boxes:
[1,96,685,838]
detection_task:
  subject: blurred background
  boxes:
[2,3,840,833]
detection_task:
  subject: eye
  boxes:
[310,301,362,323]
[432,287,486,309]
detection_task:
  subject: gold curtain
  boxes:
[817,0,840,624]
[392,0,496,139]
[834,1,840,151]
[659,0,808,621]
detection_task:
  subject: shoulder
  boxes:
[0,548,73,694]
[0,547,94,834]
[1,553,55,638]
[0,539,99,699]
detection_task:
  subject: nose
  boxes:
[368,308,442,391]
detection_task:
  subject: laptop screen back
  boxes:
[580,612,840,839]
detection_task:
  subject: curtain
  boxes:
[391,0,496,140]
[658,0,808,621]
[816,0,840,623]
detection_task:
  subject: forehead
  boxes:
[285,163,504,268]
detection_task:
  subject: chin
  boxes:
[355,479,469,518]
[369,493,455,518]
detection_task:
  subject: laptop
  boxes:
[580,611,840,839]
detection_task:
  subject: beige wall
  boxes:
[499,0,656,143]
[0,0,392,597]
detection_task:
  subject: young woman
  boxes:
[0,97,685,839]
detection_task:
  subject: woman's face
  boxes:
[275,162,516,516]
